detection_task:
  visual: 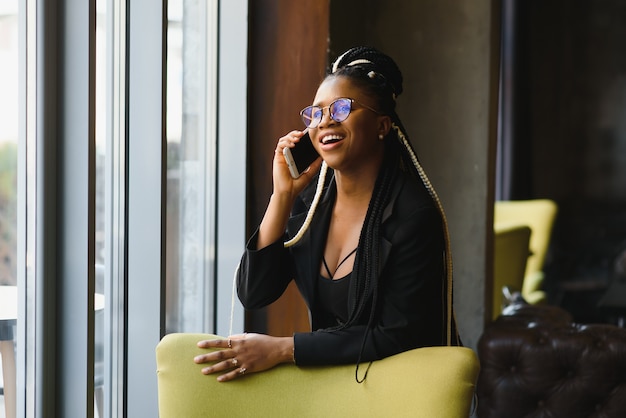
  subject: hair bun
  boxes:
[331,46,403,97]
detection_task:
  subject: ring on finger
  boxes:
[239,367,247,375]
[232,358,238,366]
[227,339,232,348]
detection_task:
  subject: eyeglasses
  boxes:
[300,98,380,129]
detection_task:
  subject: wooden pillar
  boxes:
[247,0,330,335]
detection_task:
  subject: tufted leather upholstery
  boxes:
[477,303,626,418]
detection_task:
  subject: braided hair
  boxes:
[286,46,457,382]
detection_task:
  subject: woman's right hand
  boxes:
[256,131,322,249]
[273,130,322,199]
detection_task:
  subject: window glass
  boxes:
[0,2,19,418]
[166,0,217,334]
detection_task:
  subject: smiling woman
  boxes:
[195,46,461,384]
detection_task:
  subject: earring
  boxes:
[378,134,384,140]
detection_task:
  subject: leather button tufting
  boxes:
[476,302,626,418]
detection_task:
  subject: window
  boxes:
[0,3,18,418]
[15,0,247,416]
[165,0,219,334]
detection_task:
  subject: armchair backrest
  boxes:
[493,223,531,319]
[494,199,558,278]
[156,333,479,418]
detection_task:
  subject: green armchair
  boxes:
[156,333,479,417]
[492,222,532,319]
[494,199,558,304]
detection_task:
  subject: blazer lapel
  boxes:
[378,173,405,274]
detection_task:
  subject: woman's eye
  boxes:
[337,105,350,115]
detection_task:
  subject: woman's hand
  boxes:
[273,130,322,199]
[194,333,294,382]
[255,131,322,248]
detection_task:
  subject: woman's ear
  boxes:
[378,115,392,139]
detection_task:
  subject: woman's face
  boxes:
[308,76,389,174]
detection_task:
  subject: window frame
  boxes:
[20,0,97,416]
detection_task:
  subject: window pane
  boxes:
[0,2,19,418]
[166,0,217,334]
[96,0,131,415]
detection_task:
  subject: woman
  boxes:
[194,46,460,382]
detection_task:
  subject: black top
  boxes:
[316,273,351,327]
[237,169,457,366]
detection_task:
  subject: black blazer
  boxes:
[237,170,451,366]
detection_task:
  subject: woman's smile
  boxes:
[319,132,345,149]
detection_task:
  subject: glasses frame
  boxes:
[300,98,381,129]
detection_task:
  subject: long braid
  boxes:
[351,146,398,382]
[392,121,456,345]
[321,146,397,333]
[284,161,329,248]
[350,148,397,322]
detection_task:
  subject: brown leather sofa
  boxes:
[477,303,626,418]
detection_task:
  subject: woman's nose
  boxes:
[317,107,336,128]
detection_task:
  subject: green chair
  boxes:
[494,199,558,304]
[493,223,531,320]
[156,333,479,418]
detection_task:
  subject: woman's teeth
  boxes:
[322,135,343,145]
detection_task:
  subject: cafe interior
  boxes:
[1,0,626,417]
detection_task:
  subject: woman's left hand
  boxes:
[194,333,294,382]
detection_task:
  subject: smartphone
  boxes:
[283,131,320,178]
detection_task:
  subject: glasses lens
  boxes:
[300,106,322,128]
[330,98,352,123]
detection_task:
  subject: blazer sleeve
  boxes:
[293,205,447,366]
[236,228,296,309]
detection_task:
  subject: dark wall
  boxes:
[507,0,626,322]
[528,1,626,201]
